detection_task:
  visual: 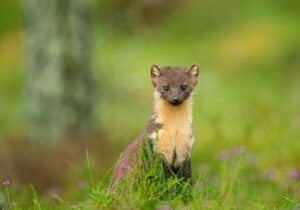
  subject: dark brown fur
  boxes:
[151,65,199,105]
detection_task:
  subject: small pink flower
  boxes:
[1,179,11,187]
[116,171,125,180]
[120,164,132,171]
[230,146,245,156]
[288,169,299,180]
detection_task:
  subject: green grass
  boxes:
[2,150,299,209]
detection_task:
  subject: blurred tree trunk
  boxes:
[24,0,95,143]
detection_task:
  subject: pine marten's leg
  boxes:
[181,159,193,203]
[162,160,174,179]
[182,159,192,182]
[162,160,192,182]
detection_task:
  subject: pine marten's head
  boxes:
[151,64,199,106]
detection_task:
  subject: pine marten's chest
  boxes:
[157,121,193,166]
[149,101,194,166]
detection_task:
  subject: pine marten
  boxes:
[111,64,199,188]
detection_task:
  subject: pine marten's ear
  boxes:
[187,64,200,77]
[151,65,162,78]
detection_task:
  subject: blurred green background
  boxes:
[0,0,300,208]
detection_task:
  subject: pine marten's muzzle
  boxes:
[169,95,182,106]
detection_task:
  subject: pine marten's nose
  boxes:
[171,96,180,105]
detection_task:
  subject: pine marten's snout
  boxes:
[170,95,181,105]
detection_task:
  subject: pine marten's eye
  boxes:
[181,84,187,91]
[163,85,169,91]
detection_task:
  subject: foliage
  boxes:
[0,0,300,209]
[2,149,300,209]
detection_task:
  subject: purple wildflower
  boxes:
[288,169,299,180]
[217,146,247,161]
[120,164,132,171]
[116,172,125,179]
[230,146,245,156]
[1,179,11,187]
